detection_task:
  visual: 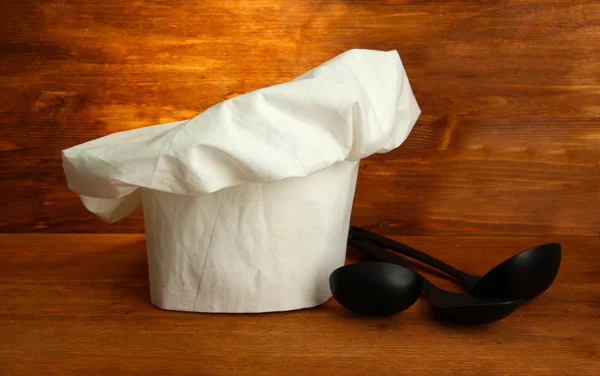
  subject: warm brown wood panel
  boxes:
[1,0,599,235]
[1,234,598,375]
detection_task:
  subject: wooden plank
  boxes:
[1,0,599,235]
[0,234,598,375]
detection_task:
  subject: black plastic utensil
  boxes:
[350,226,561,300]
[329,261,422,316]
[349,234,523,324]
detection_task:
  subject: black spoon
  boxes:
[350,226,561,300]
[329,261,422,316]
[348,234,523,324]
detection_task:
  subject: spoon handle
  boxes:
[350,226,480,288]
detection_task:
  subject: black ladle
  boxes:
[329,261,421,316]
[348,234,523,324]
[350,226,561,300]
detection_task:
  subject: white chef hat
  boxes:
[62,49,420,313]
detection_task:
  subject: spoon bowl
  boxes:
[329,261,422,316]
[472,243,562,300]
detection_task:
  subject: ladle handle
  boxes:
[350,226,480,288]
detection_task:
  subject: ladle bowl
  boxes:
[329,261,421,316]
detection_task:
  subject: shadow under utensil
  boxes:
[322,298,411,326]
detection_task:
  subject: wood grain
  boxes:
[0,234,598,375]
[0,0,599,235]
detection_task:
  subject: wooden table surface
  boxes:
[1,234,598,375]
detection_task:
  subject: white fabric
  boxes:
[62,49,420,313]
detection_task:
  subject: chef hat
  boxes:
[62,49,420,313]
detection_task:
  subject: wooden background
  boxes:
[1,0,599,236]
